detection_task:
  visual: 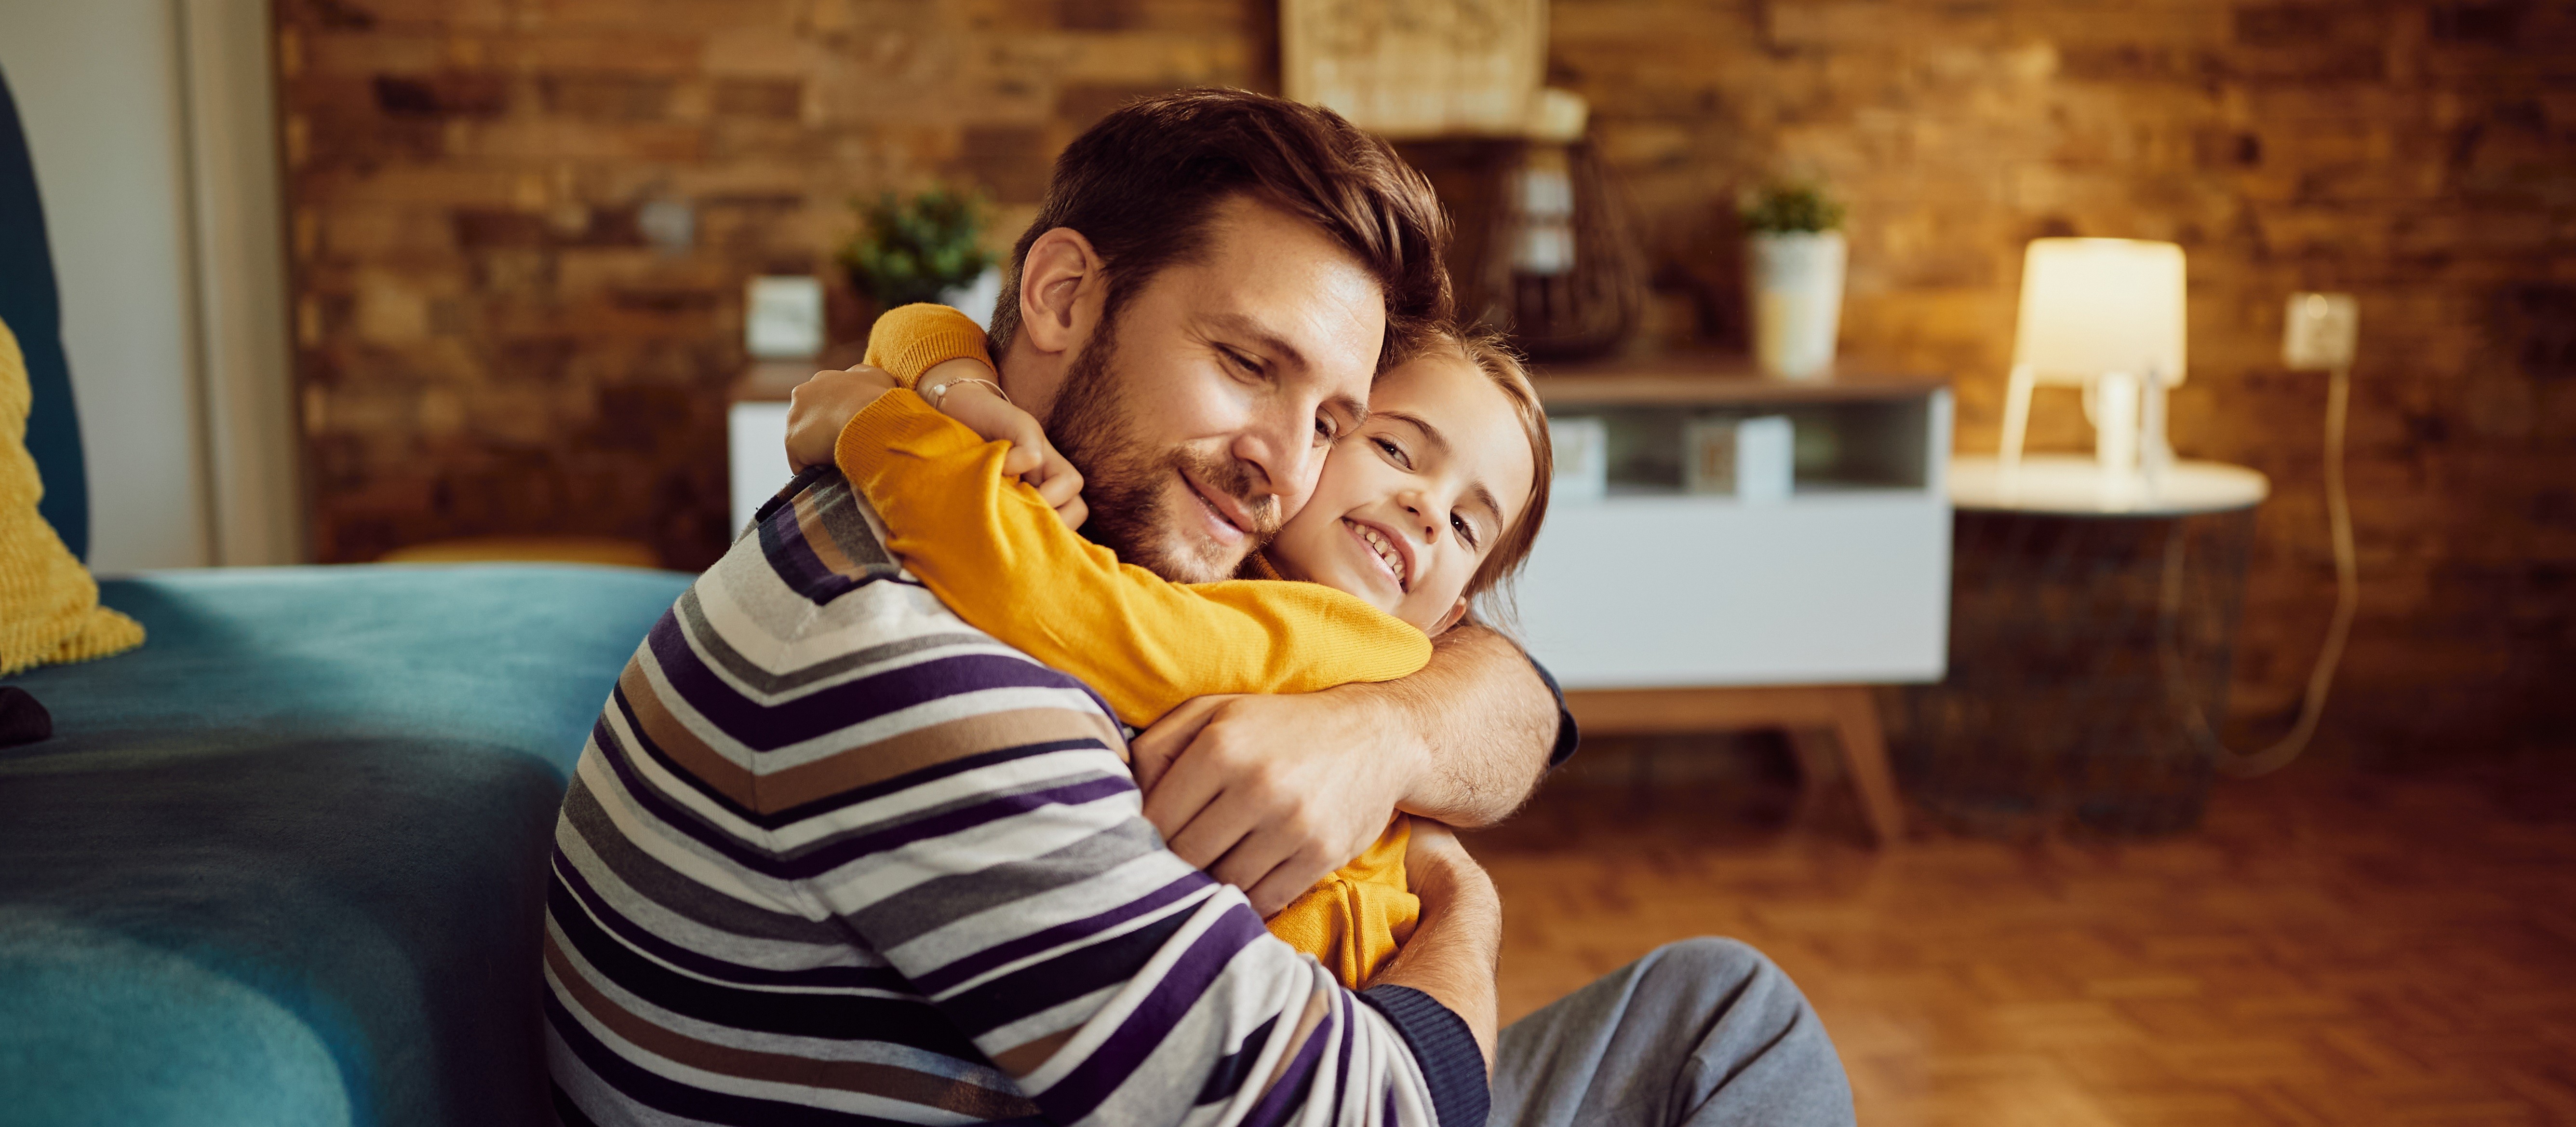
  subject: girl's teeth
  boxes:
[1360,525,1404,583]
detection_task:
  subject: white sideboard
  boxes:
[1513,360,1954,690]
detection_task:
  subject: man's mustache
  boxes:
[1180,448,1285,538]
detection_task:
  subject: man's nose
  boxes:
[1234,417,1318,503]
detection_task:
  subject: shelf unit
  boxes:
[1513,354,1954,691]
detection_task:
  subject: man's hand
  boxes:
[786,365,899,471]
[1128,624,1557,916]
[1130,692,1426,917]
[1371,821,1501,1069]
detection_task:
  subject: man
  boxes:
[541,89,1854,1127]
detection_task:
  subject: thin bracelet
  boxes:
[923,374,1010,410]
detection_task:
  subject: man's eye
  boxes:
[1221,348,1265,380]
[1313,415,1337,444]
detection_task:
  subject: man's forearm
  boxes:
[1360,623,1556,827]
[1368,840,1502,1068]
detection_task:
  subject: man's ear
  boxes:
[1016,227,1105,357]
[1430,597,1473,636]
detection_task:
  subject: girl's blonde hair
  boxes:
[1392,323,1552,623]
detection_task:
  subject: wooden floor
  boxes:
[1466,750,2576,1126]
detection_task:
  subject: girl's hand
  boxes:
[784,365,899,471]
[935,376,1088,531]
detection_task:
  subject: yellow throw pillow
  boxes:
[0,315,141,676]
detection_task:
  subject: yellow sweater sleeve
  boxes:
[862,303,991,389]
[1265,816,1419,990]
[835,391,1434,728]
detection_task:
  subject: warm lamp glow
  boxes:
[2012,238,2187,388]
[1999,238,2191,482]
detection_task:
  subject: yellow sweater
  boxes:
[839,303,1425,989]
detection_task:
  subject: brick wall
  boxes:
[1546,0,2576,759]
[276,0,2576,759]
[275,0,1272,571]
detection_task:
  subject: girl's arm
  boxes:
[836,388,1432,728]
[862,303,993,389]
[871,303,1087,525]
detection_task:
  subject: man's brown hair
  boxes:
[986,89,1452,364]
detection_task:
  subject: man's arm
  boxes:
[1130,621,1560,916]
[1368,821,1502,1069]
[1366,622,1562,825]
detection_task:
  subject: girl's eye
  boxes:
[1371,436,1412,470]
[1452,512,1480,549]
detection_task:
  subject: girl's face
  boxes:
[1266,355,1538,634]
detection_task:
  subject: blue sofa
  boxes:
[0,69,689,1126]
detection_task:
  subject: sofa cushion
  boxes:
[0,564,691,1127]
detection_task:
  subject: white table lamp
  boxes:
[1999,238,2187,488]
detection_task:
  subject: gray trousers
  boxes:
[1488,938,1857,1127]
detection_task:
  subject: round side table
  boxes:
[1905,454,2270,837]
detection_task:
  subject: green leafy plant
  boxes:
[838,188,994,310]
[1740,182,1846,234]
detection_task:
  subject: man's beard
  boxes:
[1046,320,1283,583]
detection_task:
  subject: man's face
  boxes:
[1046,198,1386,583]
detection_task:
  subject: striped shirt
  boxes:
[542,470,1487,1127]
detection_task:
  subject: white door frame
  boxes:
[179,0,301,566]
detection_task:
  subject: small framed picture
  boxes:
[745,275,824,359]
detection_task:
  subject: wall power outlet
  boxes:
[2283,292,2359,371]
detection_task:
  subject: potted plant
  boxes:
[838,187,997,319]
[1741,182,1848,381]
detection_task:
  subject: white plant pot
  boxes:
[1748,231,1847,381]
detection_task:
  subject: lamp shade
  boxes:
[2012,238,2187,388]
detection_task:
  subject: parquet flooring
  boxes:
[1467,751,2576,1126]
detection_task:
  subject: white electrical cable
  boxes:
[2161,364,2359,776]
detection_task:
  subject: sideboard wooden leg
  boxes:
[1786,724,1841,831]
[1832,686,1908,846]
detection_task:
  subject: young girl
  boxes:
[792,304,1552,989]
